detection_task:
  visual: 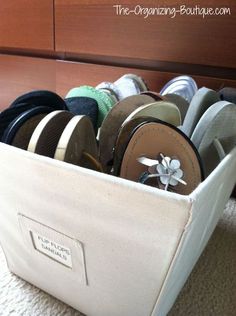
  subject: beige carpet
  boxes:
[0,199,236,316]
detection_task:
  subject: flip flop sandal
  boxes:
[219,88,236,197]
[141,91,164,101]
[64,96,99,131]
[96,79,135,101]
[96,74,148,101]
[10,90,67,110]
[118,74,148,92]
[182,87,220,137]
[99,94,155,171]
[0,103,41,141]
[113,76,146,100]
[1,106,52,148]
[163,93,189,122]
[54,115,101,171]
[191,100,236,177]
[96,82,119,100]
[118,120,203,195]
[160,75,198,103]
[122,101,181,128]
[141,91,189,122]
[112,100,182,175]
[66,86,116,127]
[97,88,119,104]
[113,116,163,176]
[28,111,74,157]
[219,87,236,103]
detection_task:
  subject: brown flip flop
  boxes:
[99,94,155,171]
[141,91,164,101]
[28,111,74,157]
[54,115,101,171]
[119,120,203,195]
[113,116,161,176]
[11,113,47,150]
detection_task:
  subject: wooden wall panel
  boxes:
[0,55,235,112]
[0,0,54,51]
[0,55,56,110]
[56,60,236,98]
[55,0,236,69]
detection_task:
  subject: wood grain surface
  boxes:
[0,54,235,112]
[0,55,55,110]
[0,0,54,51]
[56,60,236,98]
[55,0,236,69]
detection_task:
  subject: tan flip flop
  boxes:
[54,115,101,171]
[99,94,155,171]
[113,116,161,176]
[141,91,164,101]
[28,111,74,157]
[163,93,189,122]
[122,101,181,128]
[119,120,203,195]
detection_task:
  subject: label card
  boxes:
[31,231,73,268]
[18,214,88,285]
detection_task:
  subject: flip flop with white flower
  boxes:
[119,120,203,195]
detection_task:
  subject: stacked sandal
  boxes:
[0,90,101,171]
[1,75,236,196]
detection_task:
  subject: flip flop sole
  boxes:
[120,121,203,195]
[191,101,236,176]
[28,111,74,157]
[113,116,163,176]
[99,94,155,170]
[160,75,198,103]
[182,87,220,137]
[11,114,48,150]
[1,106,52,146]
[122,101,181,127]
[163,93,189,122]
[54,115,99,170]
[10,90,67,110]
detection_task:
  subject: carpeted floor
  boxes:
[0,199,236,316]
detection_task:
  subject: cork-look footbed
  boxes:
[119,120,203,195]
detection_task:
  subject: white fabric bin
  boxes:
[0,142,235,316]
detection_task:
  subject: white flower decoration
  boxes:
[137,153,187,191]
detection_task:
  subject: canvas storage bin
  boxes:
[0,142,235,316]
